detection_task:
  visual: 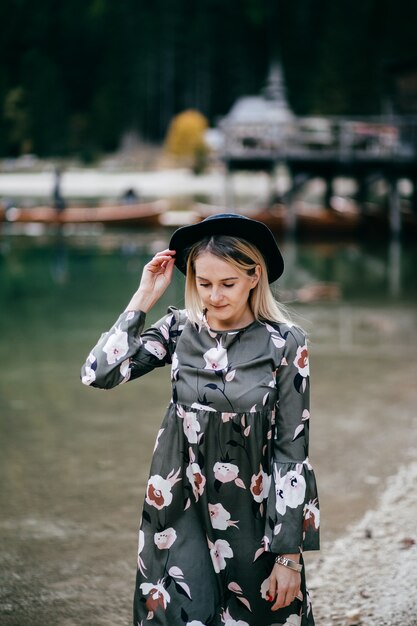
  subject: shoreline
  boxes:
[306,461,417,626]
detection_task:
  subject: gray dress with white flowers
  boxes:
[81,307,320,626]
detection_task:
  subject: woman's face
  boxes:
[194,251,260,330]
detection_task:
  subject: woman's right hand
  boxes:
[125,249,176,312]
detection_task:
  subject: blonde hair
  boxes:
[184,235,291,325]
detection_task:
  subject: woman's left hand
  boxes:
[268,556,301,611]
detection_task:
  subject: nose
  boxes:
[210,287,223,304]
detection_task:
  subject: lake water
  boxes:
[1,227,416,625]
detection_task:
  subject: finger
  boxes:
[147,255,175,272]
[267,578,277,604]
[164,257,176,281]
[148,254,174,264]
[272,591,293,611]
[153,249,176,258]
[271,587,287,611]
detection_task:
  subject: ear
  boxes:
[250,264,261,288]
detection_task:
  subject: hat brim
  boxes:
[169,213,284,283]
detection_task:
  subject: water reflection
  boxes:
[388,238,401,298]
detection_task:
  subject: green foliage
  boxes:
[0,0,416,157]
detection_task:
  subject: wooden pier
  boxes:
[220,115,417,237]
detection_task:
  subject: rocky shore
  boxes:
[306,462,417,626]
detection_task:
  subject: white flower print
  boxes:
[275,468,307,515]
[221,609,250,626]
[82,352,96,385]
[283,614,302,626]
[253,535,270,561]
[144,339,167,360]
[304,498,320,531]
[137,529,147,577]
[203,340,228,371]
[125,311,135,321]
[153,428,165,452]
[138,529,145,554]
[140,581,170,611]
[221,412,236,423]
[260,576,270,600]
[119,357,131,383]
[191,402,216,412]
[158,316,172,341]
[213,461,239,484]
[265,323,286,348]
[225,369,236,382]
[146,469,181,510]
[181,411,201,444]
[294,344,309,377]
[208,503,238,530]
[186,462,206,501]
[154,527,177,550]
[102,325,129,364]
[209,538,233,573]
[250,467,271,503]
[187,622,207,626]
[171,351,179,381]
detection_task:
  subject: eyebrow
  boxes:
[196,275,239,281]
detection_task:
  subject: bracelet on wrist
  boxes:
[274,555,303,573]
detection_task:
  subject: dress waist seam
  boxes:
[170,400,276,418]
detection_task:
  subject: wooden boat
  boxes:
[294,202,360,237]
[1,199,168,227]
[194,201,360,237]
[362,206,417,238]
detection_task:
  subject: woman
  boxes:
[81,213,320,626]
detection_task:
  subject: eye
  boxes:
[223,283,235,288]
[199,283,210,288]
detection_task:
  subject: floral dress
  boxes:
[81,307,320,626]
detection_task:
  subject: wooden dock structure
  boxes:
[219,114,417,237]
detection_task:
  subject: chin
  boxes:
[211,307,230,316]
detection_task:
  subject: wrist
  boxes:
[280,553,300,562]
[274,554,303,573]
[125,289,155,313]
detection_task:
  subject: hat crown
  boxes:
[169,212,284,283]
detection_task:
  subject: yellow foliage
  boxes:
[165,109,208,158]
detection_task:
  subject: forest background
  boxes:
[1,0,417,160]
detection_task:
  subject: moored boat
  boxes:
[194,201,360,237]
[1,199,168,227]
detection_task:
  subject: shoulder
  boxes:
[262,322,308,364]
[263,320,307,347]
[159,307,190,343]
[166,307,189,328]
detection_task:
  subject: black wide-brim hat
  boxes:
[169,213,284,283]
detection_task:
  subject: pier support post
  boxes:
[285,198,297,236]
[224,167,234,210]
[412,180,417,216]
[388,178,401,237]
[324,177,333,208]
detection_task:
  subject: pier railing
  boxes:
[220,115,417,164]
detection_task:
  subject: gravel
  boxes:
[306,462,417,626]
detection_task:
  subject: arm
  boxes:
[266,326,320,609]
[81,249,178,389]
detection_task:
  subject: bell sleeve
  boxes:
[265,325,320,554]
[80,307,183,390]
